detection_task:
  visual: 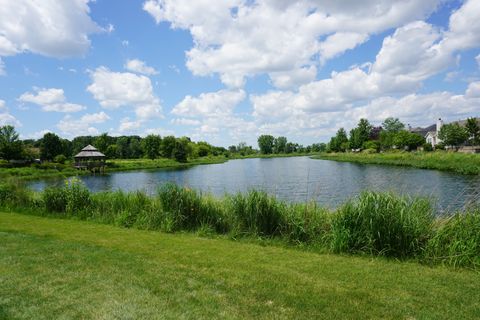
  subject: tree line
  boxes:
[0,126,228,163]
[0,125,326,163]
[256,135,326,154]
[326,117,480,153]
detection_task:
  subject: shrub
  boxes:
[42,178,91,215]
[54,154,67,164]
[331,192,433,258]
[43,187,67,213]
[0,180,32,208]
[425,209,480,268]
[422,143,433,152]
[229,190,286,237]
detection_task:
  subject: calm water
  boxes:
[29,157,480,212]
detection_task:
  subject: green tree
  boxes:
[173,139,188,162]
[40,132,62,160]
[72,136,94,155]
[438,123,469,147]
[196,141,212,157]
[142,134,162,160]
[116,137,130,158]
[382,117,405,133]
[161,136,177,158]
[349,119,372,149]
[329,128,348,152]
[105,144,119,159]
[257,135,275,154]
[129,138,143,158]
[273,136,287,153]
[393,131,425,150]
[0,125,24,160]
[465,118,480,145]
[94,133,111,153]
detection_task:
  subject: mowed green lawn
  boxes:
[1,212,479,319]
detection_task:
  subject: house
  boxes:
[425,118,443,147]
[408,119,443,148]
[411,117,480,150]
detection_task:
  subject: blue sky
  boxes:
[0,0,479,147]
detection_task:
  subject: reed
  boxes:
[331,192,433,257]
[1,179,479,268]
[425,208,480,268]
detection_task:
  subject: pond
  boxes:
[29,157,480,212]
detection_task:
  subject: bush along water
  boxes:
[331,192,433,258]
[0,179,479,269]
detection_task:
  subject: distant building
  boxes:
[425,118,443,147]
[410,117,480,149]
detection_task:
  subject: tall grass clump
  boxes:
[157,183,228,232]
[425,208,480,268]
[42,178,91,216]
[331,192,433,258]
[229,190,287,237]
[280,203,331,245]
[90,190,159,228]
[0,179,33,209]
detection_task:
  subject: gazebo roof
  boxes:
[74,145,105,158]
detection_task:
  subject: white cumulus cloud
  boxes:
[57,111,110,137]
[124,59,159,75]
[18,88,85,112]
[87,66,163,120]
[0,0,100,58]
[0,99,21,127]
[172,89,245,117]
[144,0,441,88]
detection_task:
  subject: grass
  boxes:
[2,180,480,269]
[1,212,480,319]
[314,151,480,175]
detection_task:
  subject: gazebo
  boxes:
[74,145,106,172]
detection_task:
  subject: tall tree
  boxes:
[142,134,162,160]
[273,136,287,153]
[257,135,275,154]
[161,136,177,158]
[350,119,372,149]
[173,139,188,162]
[94,133,111,153]
[438,123,469,147]
[382,117,405,133]
[465,118,480,145]
[40,132,62,160]
[0,125,24,160]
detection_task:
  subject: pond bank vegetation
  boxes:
[1,179,478,269]
[314,151,480,175]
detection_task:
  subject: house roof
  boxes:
[410,124,436,137]
[74,145,105,158]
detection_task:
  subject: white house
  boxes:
[425,118,443,147]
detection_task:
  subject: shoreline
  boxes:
[313,151,480,175]
[0,153,314,182]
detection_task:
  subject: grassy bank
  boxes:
[0,156,228,182]
[1,212,480,319]
[314,151,480,175]
[1,180,479,269]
